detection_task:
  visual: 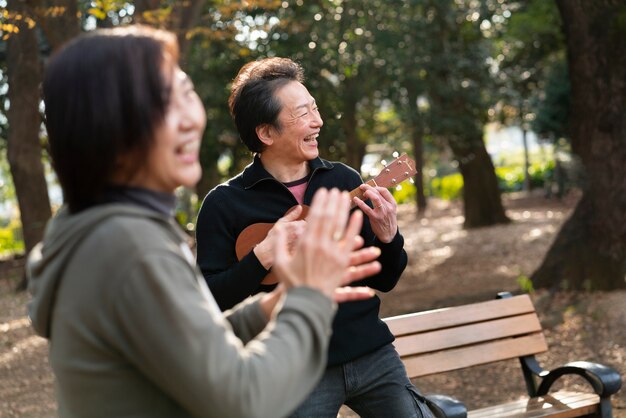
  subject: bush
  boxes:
[495,162,555,192]
[0,220,25,256]
[529,160,555,188]
[495,166,525,192]
[389,161,556,204]
[430,173,464,200]
[391,182,417,205]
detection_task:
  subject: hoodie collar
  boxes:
[102,186,176,217]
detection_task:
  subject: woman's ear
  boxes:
[256,124,274,147]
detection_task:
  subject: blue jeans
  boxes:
[290,344,433,418]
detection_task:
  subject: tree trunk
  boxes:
[341,90,364,171]
[532,0,626,290]
[34,0,80,50]
[171,0,205,67]
[451,140,510,228]
[409,118,427,217]
[6,0,52,254]
[133,0,205,68]
[521,127,531,192]
[404,84,428,217]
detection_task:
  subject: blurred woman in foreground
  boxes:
[26,25,381,418]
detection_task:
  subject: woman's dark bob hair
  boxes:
[43,25,178,213]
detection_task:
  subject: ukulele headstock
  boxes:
[370,153,417,189]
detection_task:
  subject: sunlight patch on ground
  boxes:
[408,245,455,275]
[441,229,467,242]
[521,225,557,242]
[509,209,566,221]
[0,335,46,366]
[523,228,543,240]
[429,245,453,258]
[496,265,516,275]
[0,317,30,333]
[451,215,465,225]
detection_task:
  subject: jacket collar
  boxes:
[242,155,334,189]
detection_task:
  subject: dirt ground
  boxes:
[0,190,624,417]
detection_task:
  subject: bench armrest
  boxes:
[537,361,622,397]
[425,394,467,418]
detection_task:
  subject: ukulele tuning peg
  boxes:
[385,168,391,173]
[409,178,415,184]
[392,178,397,184]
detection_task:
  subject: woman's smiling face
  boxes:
[123,63,207,193]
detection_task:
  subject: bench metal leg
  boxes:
[599,397,613,418]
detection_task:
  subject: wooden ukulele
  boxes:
[235,153,417,284]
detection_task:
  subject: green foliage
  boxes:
[495,161,554,192]
[516,275,534,293]
[531,61,570,140]
[493,0,566,144]
[430,173,464,201]
[391,182,416,205]
[0,219,24,256]
[0,148,15,205]
[395,159,555,203]
[0,64,7,145]
[495,166,524,192]
[1,0,572,229]
[528,160,554,188]
[87,0,130,21]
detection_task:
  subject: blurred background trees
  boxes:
[530,0,626,290]
[1,0,624,290]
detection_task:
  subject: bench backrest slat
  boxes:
[385,294,536,336]
[394,313,543,356]
[400,333,547,378]
[384,294,549,378]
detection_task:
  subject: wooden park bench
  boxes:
[384,292,622,418]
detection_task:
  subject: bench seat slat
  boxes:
[467,391,599,418]
[400,333,547,378]
[394,313,545,356]
[385,295,536,336]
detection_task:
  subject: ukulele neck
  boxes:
[348,179,379,209]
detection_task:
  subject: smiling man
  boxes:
[195,57,432,418]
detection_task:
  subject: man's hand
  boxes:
[253,206,306,269]
[352,184,398,243]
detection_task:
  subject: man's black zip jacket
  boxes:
[195,156,408,366]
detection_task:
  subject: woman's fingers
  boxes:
[272,188,379,297]
[341,260,381,286]
[348,246,381,268]
[343,210,363,247]
[350,235,365,251]
[333,286,375,303]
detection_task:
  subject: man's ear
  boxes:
[256,124,274,146]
